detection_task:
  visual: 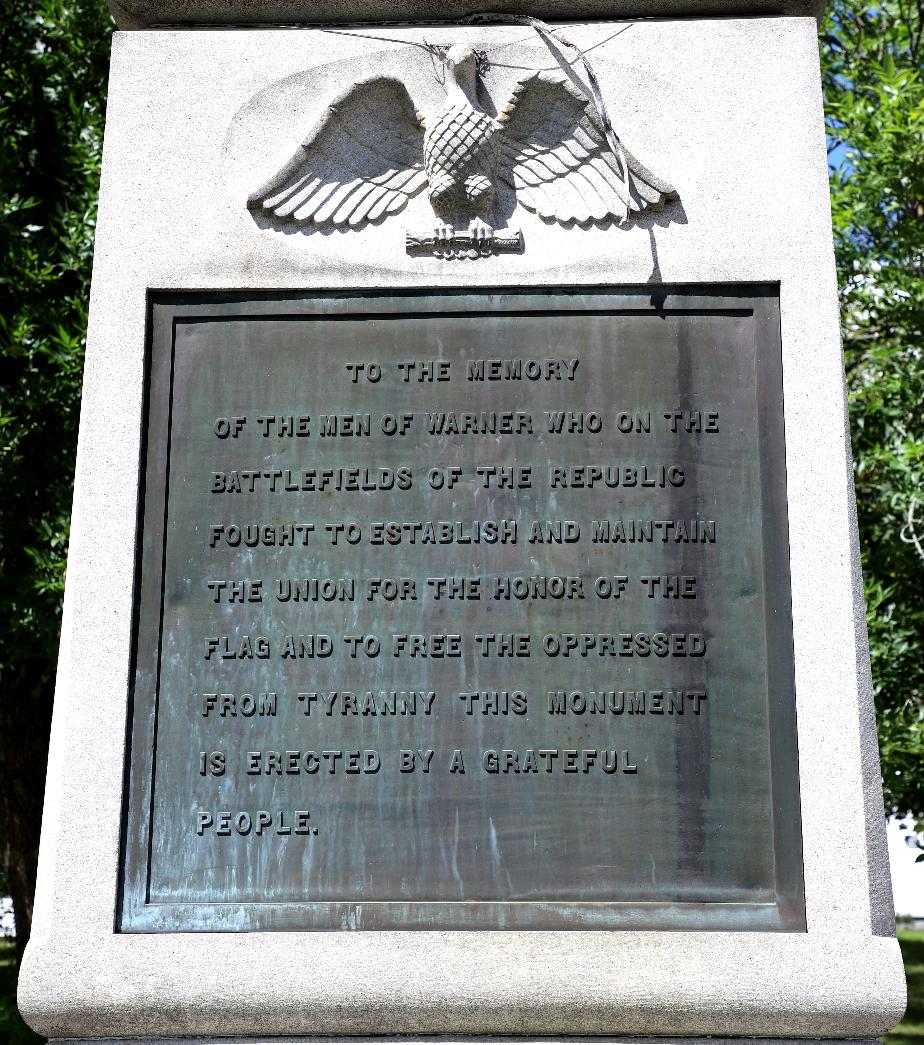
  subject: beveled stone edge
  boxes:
[105,0,827,31]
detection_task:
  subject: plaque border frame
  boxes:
[118,283,805,934]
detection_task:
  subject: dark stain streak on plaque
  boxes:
[118,287,805,933]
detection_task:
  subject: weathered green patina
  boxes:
[119,286,803,932]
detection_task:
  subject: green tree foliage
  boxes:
[823,0,924,834]
[0,0,112,958]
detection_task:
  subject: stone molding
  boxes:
[107,0,827,30]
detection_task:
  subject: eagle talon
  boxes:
[434,222,455,258]
[469,219,495,256]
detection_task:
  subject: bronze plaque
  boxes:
[119,287,804,932]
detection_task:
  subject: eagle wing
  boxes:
[248,77,427,229]
[496,72,677,224]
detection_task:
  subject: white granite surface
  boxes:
[18,16,905,1039]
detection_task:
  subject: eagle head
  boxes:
[444,44,480,92]
[445,44,477,71]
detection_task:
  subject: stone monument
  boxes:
[18,0,907,1041]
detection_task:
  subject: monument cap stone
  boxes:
[107,0,826,28]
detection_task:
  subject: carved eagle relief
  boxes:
[248,45,678,258]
